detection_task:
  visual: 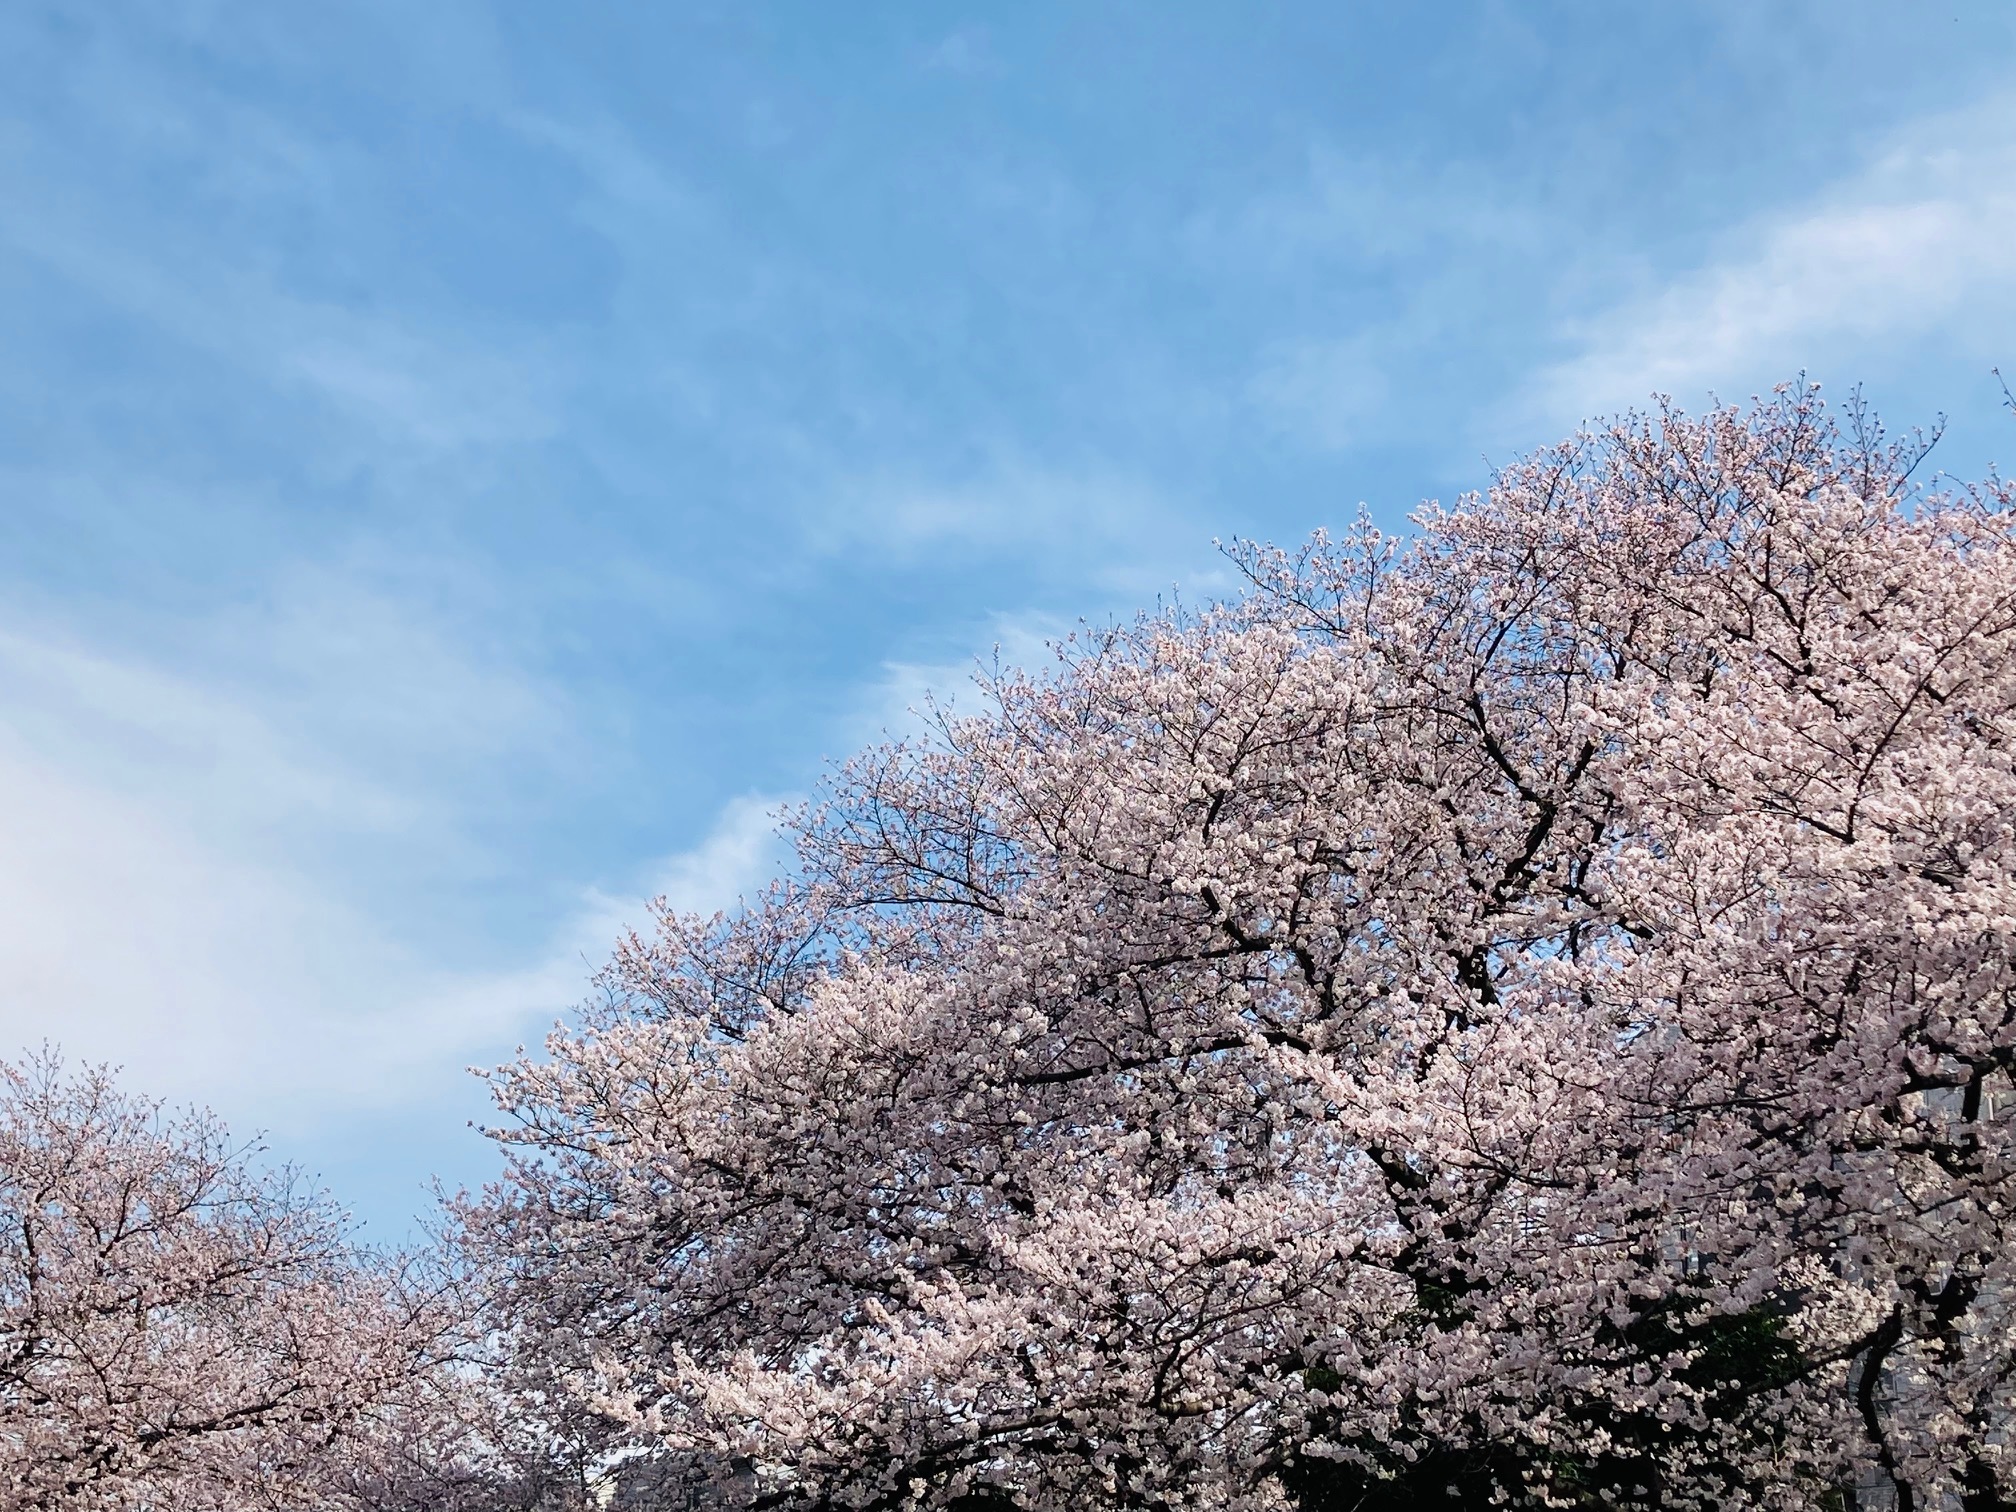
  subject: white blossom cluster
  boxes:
[8,387,2014,1512]
[475,389,2016,1510]
[0,1056,498,1511]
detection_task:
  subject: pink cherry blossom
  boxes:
[0,1053,502,1512]
[474,387,2016,1510]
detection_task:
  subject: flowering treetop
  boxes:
[476,388,2016,1511]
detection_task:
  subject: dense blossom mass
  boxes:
[0,1056,576,1512]
[474,390,2016,1510]
[7,388,2015,1511]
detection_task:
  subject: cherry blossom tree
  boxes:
[313,1361,606,1512]
[0,1053,518,1512]
[473,387,2016,1510]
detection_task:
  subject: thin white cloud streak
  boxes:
[401,790,790,1067]
[0,574,566,859]
[0,603,787,1133]
[0,745,786,1131]
[0,623,406,839]
[1,201,563,456]
[1528,92,2016,423]
[809,463,1201,597]
[1201,144,1549,455]
[849,611,1072,749]
[0,26,565,462]
[1190,143,1546,277]
[507,109,1187,580]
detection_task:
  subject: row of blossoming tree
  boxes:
[7,386,2015,1510]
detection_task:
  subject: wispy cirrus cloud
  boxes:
[1,182,567,459]
[814,459,1191,583]
[0,570,568,858]
[0,10,579,480]
[844,609,1072,750]
[1194,143,1560,459]
[1526,92,2016,424]
[0,582,785,1131]
[0,693,784,1133]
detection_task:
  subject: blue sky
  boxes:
[4,2,2014,1237]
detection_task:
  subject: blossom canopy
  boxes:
[478,388,2016,1511]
